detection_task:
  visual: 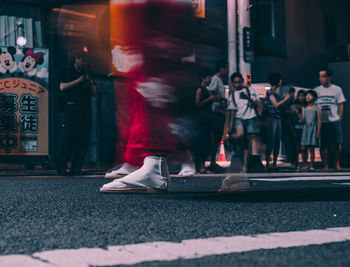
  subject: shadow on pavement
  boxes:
[149,188,350,203]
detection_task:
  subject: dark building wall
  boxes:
[252,0,350,88]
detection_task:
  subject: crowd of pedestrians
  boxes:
[193,65,346,174]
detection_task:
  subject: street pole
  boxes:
[227,0,237,76]
[227,0,252,81]
[238,0,251,78]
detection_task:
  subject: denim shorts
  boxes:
[234,117,260,135]
[320,121,343,147]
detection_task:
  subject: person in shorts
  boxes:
[226,72,261,173]
[314,68,346,171]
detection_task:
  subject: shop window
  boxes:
[0,16,43,48]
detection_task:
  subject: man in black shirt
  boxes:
[56,52,96,175]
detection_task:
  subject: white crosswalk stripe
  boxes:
[1,226,350,267]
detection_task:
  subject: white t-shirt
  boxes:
[227,87,260,119]
[207,75,226,113]
[314,84,346,123]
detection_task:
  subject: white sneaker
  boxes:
[177,162,196,177]
[104,163,138,178]
[100,156,169,193]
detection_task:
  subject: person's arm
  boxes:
[338,103,344,119]
[316,106,321,139]
[301,107,305,122]
[336,87,346,119]
[195,88,215,107]
[294,106,303,121]
[60,75,85,91]
[224,110,235,140]
[229,110,235,132]
[269,93,291,108]
[86,75,97,96]
[248,91,262,115]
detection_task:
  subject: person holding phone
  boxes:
[226,72,261,173]
[263,72,292,171]
[56,52,96,175]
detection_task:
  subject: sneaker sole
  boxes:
[99,187,167,194]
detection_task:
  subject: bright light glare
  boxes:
[16,36,27,47]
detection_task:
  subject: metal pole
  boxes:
[227,0,237,75]
[237,0,251,77]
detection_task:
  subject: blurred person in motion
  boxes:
[290,89,306,170]
[263,72,292,171]
[101,0,200,192]
[226,72,261,173]
[300,90,321,171]
[56,52,96,176]
[314,68,346,171]
[205,60,229,173]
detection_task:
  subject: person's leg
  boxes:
[209,113,226,167]
[309,147,315,169]
[264,118,274,170]
[56,107,75,175]
[209,131,217,166]
[228,121,245,172]
[242,134,253,172]
[230,124,244,139]
[321,148,328,171]
[251,135,259,155]
[71,108,91,175]
[335,144,342,170]
[320,122,328,171]
[301,145,308,167]
[334,121,343,171]
[295,143,300,168]
[272,119,281,169]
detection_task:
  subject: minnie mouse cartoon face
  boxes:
[19,48,44,76]
[0,46,17,74]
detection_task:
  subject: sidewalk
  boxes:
[1,160,349,176]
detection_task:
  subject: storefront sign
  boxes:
[0,46,49,155]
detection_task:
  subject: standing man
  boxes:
[314,68,346,171]
[206,60,229,173]
[56,52,96,175]
[226,73,261,173]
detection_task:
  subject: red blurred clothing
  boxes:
[110,0,196,166]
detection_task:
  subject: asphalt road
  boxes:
[0,175,350,266]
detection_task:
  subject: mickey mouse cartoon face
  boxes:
[19,48,44,77]
[0,46,17,74]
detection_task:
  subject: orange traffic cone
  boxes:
[218,141,226,162]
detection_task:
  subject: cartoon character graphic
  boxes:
[19,48,44,77]
[0,46,17,74]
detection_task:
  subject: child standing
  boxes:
[300,90,321,170]
[290,90,306,169]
